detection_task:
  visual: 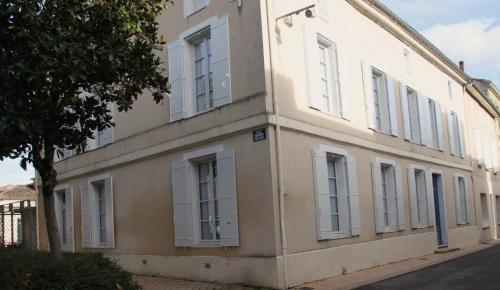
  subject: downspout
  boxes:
[265,0,288,288]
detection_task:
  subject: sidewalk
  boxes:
[300,241,500,290]
[134,241,499,290]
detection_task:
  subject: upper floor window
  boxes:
[312,145,360,240]
[317,38,339,115]
[400,84,443,150]
[447,109,464,157]
[168,16,231,122]
[183,0,209,18]
[362,63,398,136]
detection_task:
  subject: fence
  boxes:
[0,200,37,249]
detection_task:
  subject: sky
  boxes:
[378,0,500,86]
[1,1,498,186]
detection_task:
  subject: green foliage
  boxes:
[0,250,141,290]
[0,0,169,167]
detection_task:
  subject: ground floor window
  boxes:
[81,174,114,248]
[54,186,74,252]
[312,145,361,240]
[172,146,239,247]
[454,174,469,225]
[480,193,490,229]
[408,165,433,228]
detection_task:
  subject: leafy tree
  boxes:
[0,0,170,259]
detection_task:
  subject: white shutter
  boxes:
[386,77,398,136]
[66,187,75,252]
[81,183,92,248]
[104,176,115,248]
[211,16,232,108]
[417,172,428,227]
[347,155,361,236]
[387,167,398,230]
[395,165,405,230]
[336,47,350,120]
[407,168,419,228]
[474,128,484,166]
[362,61,376,130]
[172,159,192,247]
[457,114,465,157]
[425,171,435,227]
[303,24,322,110]
[371,161,385,233]
[168,39,186,121]
[447,110,456,156]
[312,149,332,240]
[418,93,431,146]
[434,102,444,151]
[454,175,465,225]
[463,177,470,223]
[400,83,411,141]
[216,148,239,246]
[338,158,351,236]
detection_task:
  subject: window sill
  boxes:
[376,227,399,234]
[185,6,208,18]
[170,102,232,123]
[319,233,353,241]
[370,128,396,137]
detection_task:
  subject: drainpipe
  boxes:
[265,0,288,288]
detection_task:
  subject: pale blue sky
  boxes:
[1,1,498,186]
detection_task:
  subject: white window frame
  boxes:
[313,145,361,240]
[406,86,421,144]
[447,109,464,158]
[315,0,329,21]
[407,165,434,228]
[480,193,491,229]
[372,158,405,233]
[454,173,470,225]
[184,0,210,18]
[54,184,75,252]
[316,35,340,116]
[87,173,114,248]
[371,68,390,133]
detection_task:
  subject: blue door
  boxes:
[432,174,447,247]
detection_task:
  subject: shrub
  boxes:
[0,250,141,290]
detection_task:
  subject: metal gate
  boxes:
[0,200,37,250]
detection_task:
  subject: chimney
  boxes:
[459,60,465,71]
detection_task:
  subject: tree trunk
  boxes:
[41,173,62,260]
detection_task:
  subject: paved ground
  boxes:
[134,275,257,290]
[357,244,500,290]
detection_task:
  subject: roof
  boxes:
[0,184,37,201]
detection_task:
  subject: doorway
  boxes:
[432,173,447,247]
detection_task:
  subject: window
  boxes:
[81,175,114,248]
[192,31,213,113]
[454,174,469,225]
[315,0,329,20]
[168,16,231,122]
[406,87,421,143]
[480,193,490,229]
[447,110,464,157]
[54,186,74,252]
[427,98,443,150]
[304,29,347,118]
[54,147,73,162]
[312,146,361,240]
[408,166,433,228]
[171,146,238,247]
[317,38,339,115]
[183,0,209,17]
[372,159,405,232]
[362,63,397,135]
[197,159,220,241]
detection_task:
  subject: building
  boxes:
[37,0,500,288]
